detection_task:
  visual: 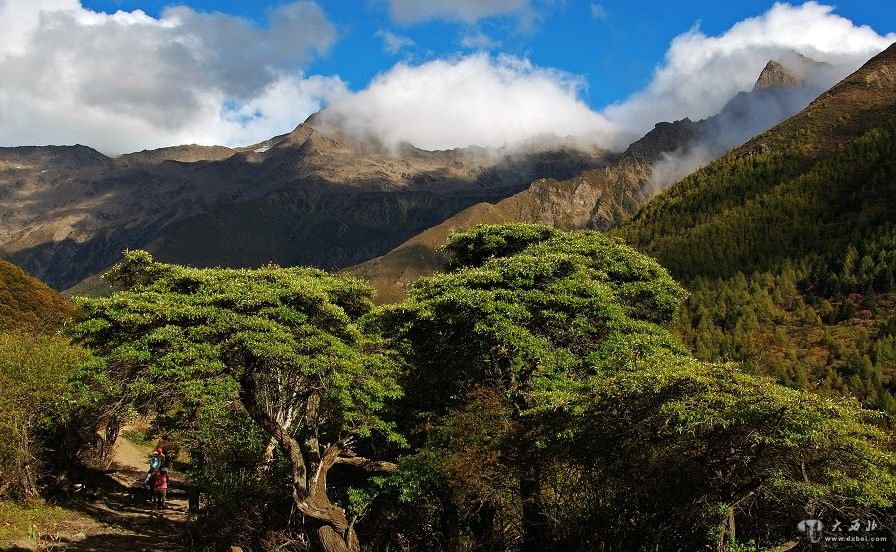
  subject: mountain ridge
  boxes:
[0,51,847,293]
[616,41,896,276]
[608,41,896,414]
[349,54,835,302]
[0,118,609,289]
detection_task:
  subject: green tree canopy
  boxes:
[528,353,896,550]
[70,251,402,552]
[380,224,687,416]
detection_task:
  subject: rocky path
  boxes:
[7,435,192,551]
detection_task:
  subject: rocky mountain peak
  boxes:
[622,119,700,164]
[753,60,802,91]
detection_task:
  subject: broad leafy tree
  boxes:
[67,232,896,551]
[376,224,688,550]
[70,251,402,552]
[527,354,896,549]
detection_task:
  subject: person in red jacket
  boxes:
[153,468,169,509]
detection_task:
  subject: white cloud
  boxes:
[1,1,893,157]
[388,0,531,25]
[590,3,607,21]
[646,145,714,194]
[376,29,416,54]
[602,1,896,140]
[459,29,500,49]
[320,53,614,150]
[0,0,345,154]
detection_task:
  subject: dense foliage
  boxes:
[383,223,687,414]
[0,333,86,499]
[11,220,887,550]
[369,225,896,551]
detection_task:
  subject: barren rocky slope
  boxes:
[0,120,607,289]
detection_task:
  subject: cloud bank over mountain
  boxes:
[330,1,892,151]
[602,1,895,141]
[320,54,613,151]
[0,1,893,154]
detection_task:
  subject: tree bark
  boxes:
[717,510,736,551]
[16,417,40,499]
[240,366,394,552]
[259,437,278,467]
[316,525,360,552]
[101,415,121,470]
[519,465,550,552]
[258,406,295,469]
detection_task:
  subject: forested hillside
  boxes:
[615,43,896,413]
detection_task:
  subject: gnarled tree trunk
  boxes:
[100,414,121,470]
[240,367,394,552]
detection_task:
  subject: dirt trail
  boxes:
[27,434,192,551]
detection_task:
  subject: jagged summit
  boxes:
[754,60,802,90]
[623,119,699,163]
[752,52,833,92]
[742,41,896,156]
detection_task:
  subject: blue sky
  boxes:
[1,1,894,153]
[78,0,896,107]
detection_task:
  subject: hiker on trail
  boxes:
[144,447,165,484]
[145,469,158,504]
[153,468,169,509]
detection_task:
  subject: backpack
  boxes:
[150,455,162,470]
[154,473,168,490]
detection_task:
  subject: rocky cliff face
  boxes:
[348,129,663,303]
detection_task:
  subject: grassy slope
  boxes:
[0,259,74,333]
